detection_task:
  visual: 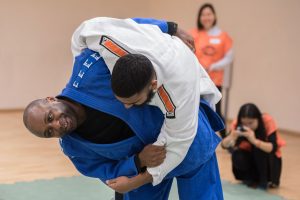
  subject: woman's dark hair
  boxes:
[197,3,217,30]
[111,54,154,98]
[236,103,267,141]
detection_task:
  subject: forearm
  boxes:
[106,171,153,193]
[221,133,237,149]
[254,139,273,153]
[210,49,233,71]
[128,171,153,189]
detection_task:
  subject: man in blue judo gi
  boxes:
[23,18,224,200]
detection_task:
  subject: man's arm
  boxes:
[72,17,171,57]
[71,17,194,58]
[106,171,152,194]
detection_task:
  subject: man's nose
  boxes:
[124,104,133,109]
[51,119,61,130]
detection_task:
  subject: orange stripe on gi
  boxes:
[158,85,176,118]
[100,36,128,57]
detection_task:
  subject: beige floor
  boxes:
[0,111,299,200]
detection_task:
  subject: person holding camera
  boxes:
[221,103,285,189]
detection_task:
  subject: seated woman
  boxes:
[221,103,285,189]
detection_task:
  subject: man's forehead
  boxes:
[32,100,47,110]
[29,106,46,121]
[27,108,46,136]
[28,101,50,126]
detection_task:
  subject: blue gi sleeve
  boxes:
[68,155,138,183]
[60,138,139,183]
[131,18,168,33]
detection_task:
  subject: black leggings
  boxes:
[231,149,282,187]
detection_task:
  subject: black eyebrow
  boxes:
[44,112,47,124]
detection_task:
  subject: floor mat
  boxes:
[0,176,284,200]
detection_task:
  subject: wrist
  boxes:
[143,171,153,183]
[222,136,235,149]
[137,154,144,166]
[227,139,235,148]
[167,22,178,35]
[131,171,153,189]
[255,139,261,148]
[230,133,238,141]
[135,154,143,172]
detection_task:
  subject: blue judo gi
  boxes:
[59,19,225,200]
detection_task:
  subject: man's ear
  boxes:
[46,97,57,102]
[150,80,158,92]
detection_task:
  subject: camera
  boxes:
[236,125,246,132]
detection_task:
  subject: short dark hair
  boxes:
[111,54,154,98]
[197,3,217,30]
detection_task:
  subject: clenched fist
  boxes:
[138,144,166,168]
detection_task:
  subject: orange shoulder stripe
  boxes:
[158,85,176,118]
[100,36,128,57]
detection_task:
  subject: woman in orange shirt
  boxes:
[221,103,285,189]
[191,3,233,138]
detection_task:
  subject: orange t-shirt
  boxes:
[230,114,285,158]
[190,28,232,86]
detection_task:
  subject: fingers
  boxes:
[155,147,166,155]
[106,179,117,185]
[140,144,166,167]
[107,182,116,188]
[148,152,166,167]
[187,42,195,52]
[106,180,122,191]
[149,144,165,150]
[151,145,166,156]
[146,144,166,154]
[107,183,125,194]
[152,147,166,157]
[187,39,195,52]
[243,126,251,131]
[174,27,195,52]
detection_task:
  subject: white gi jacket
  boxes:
[71,17,221,185]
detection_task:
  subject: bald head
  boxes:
[23,99,45,137]
[23,97,81,138]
